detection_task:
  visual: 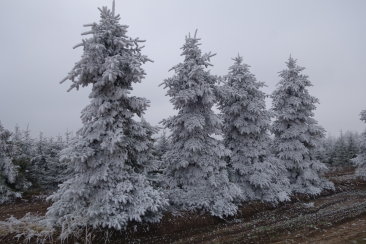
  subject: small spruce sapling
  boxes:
[354,110,366,179]
[0,122,21,204]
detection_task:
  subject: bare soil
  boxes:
[2,166,366,244]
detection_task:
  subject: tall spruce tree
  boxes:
[161,31,241,217]
[0,122,21,204]
[219,56,290,203]
[271,57,334,195]
[354,110,366,179]
[46,2,167,238]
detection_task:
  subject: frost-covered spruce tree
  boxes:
[218,56,290,203]
[139,117,160,174]
[8,126,32,192]
[29,133,48,188]
[31,133,67,190]
[161,31,241,217]
[46,2,167,238]
[332,132,349,166]
[354,110,366,179]
[51,136,69,184]
[271,57,334,195]
[154,130,170,173]
[145,130,170,188]
[0,122,21,204]
[156,130,170,160]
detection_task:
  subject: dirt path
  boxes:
[135,168,366,244]
[280,215,366,244]
[2,167,366,243]
[151,189,365,244]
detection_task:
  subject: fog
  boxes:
[0,0,365,137]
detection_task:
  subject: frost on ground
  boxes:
[0,213,54,243]
[1,167,366,244]
[302,202,314,208]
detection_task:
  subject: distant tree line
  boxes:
[320,131,360,167]
[0,124,70,203]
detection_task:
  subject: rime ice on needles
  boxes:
[156,130,170,162]
[218,56,290,203]
[353,110,366,179]
[0,122,21,204]
[9,126,33,192]
[161,31,241,217]
[46,3,167,239]
[271,57,334,195]
[30,133,68,190]
[153,131,170,176]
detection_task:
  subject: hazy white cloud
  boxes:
[0,0,365,137]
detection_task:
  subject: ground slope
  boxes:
[1,167,366,243]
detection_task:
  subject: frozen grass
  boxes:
[0,213,54,243]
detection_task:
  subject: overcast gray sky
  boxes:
[0,0,365,137]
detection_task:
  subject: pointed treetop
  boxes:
[186,29,200,41]
[232,54,243,64]
[194,29,198,39]
[287,55,297,69]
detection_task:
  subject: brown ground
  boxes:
[2,167,366,244]
[0,198,49,221]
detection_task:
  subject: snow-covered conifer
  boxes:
[0,122,21,204]
[139,117,160,174]
[9,126,32,192]
[30,133,67,191]
[332,132,349,166]
[271,57,334,195]
[346,132,359,162]
[156,130,170,161]
[318,136,336,165]
[161,31,241,217]
[354,110,366,179]
[218,56,290,203]
[145,130,170,188]
[29,132,48,188]
[46,2,167,238]
[52,136,69,184]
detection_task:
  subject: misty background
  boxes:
[0,0,365,137]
